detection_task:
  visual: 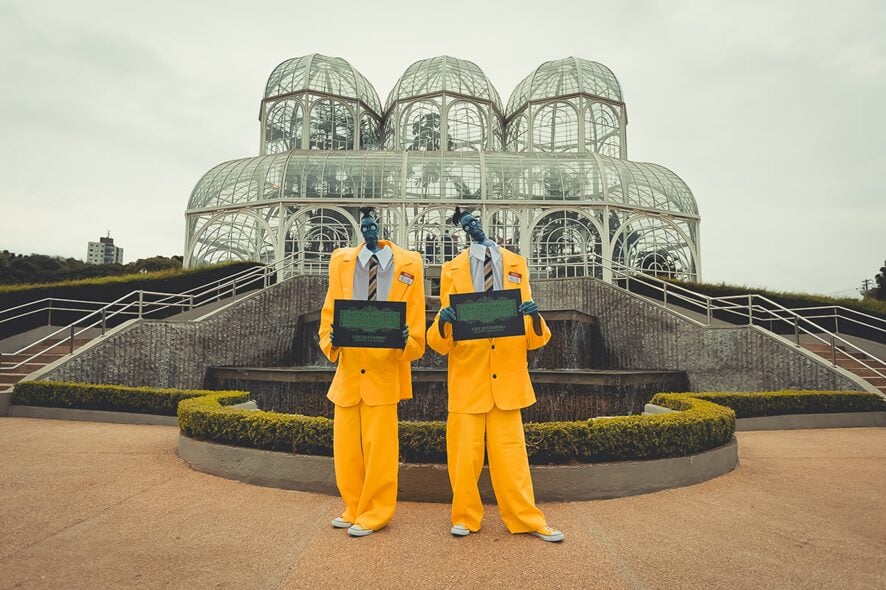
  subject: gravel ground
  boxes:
[0,418,883,589]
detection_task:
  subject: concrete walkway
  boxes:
[0,419,884,589]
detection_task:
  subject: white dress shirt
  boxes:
[353,244,394,300]
[468,242,503,292]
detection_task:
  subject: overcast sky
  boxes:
[1,0,883,296]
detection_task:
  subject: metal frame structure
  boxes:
[186,54,701,282]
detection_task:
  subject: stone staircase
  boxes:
[0,337,92,392]
[801,342,886,394]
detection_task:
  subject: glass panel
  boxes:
[308,98,354,150]
[506,113,528,152]
[400,100,442,151]
[359,112,380,149]
[612,214,696,280]
[488,209,521,253]
[586,102,621,157]
[446,100,486,151]
[532,101,579,152]
[529,210,602,279]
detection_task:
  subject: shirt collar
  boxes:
[469,242,501,263]
[358,244,393,270]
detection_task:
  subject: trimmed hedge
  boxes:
[178,391,735,465]
[682,390,886,419]
[178,391,302,452]
[11,381,246,416]
[20,382,883,465]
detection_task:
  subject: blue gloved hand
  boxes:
[330,330,337,347]
[439,306,457,326]
[518,301,539,316]
[401,325,409,348]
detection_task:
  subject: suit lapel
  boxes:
[339,246,359,300]
[449,251,474,294]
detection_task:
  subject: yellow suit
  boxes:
[428,247,552,534]
[319,240,425,531]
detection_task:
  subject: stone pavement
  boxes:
[0,418,884,589]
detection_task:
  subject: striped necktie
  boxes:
[483,248,493,292]
[367,255,379,301]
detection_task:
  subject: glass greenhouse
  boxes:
[185,54,701,283]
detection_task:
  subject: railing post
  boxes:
[830,334,837,366]
[69,324,76,354]
[138,291,144,319]
[706,299,712,326]
[794,316,800,346]
[747,295,753,325]
[189,295,194,320]
[663,282,668,309]
[101,309,107,336]
[834,315,840,335]
[47,300,53,327]
[0,351,4,370]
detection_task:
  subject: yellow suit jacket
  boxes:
[319,240,426,407]
[427,247,551,414]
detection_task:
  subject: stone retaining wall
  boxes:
[38,277,326,389]
[36,275,860,393]
[532,278,861,392]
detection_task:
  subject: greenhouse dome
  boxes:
[384,56,504,152]
[260,54,383,154]
[506,58,627,158]
[186,54,701,285]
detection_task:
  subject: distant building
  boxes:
[87,235,123,265]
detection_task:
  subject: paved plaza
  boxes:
[1,418,884,589]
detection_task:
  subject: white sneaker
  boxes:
[331,517,352,529]
[451,524,472,537]
[530,527,565,542]
[347,524,374,537]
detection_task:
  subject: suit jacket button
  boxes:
[360,369,366,374]
[492,374,497,379]
[491,345,495,350]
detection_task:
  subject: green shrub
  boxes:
[398,420,446,463]
[18,382,882,465]
[522,394,736,464]
[683,390,885,418]
[11,381,236,416]
[178,391,736,465]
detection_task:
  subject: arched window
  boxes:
[446,100,486,151]
[265,100,303,153]
[612,215,696,280]
[400,101,442,151]
[532,102,579,153]
[586,102,622,157]
[309,99,354,150]
[285,208,356,272]
[529,210,601,278]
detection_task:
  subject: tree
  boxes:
[872,259,886,300]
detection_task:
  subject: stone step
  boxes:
[1,352,68,365]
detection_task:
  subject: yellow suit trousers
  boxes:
[333,401,399,530]
[447,406,547,534]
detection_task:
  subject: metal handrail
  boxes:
[0,254,308,373]
[597,254,885,383]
